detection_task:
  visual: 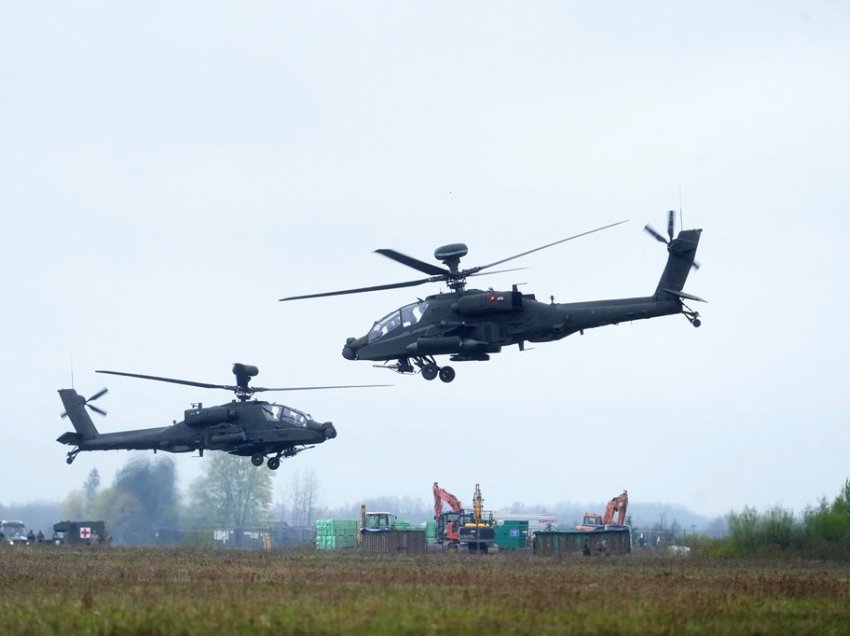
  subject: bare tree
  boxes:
[287,469,320,529]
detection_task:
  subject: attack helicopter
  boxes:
[279,213,704,383]
[57,363,388,470]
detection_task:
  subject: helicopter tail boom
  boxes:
[57,389,100,442]
[654,228,702,299]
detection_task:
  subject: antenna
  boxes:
[70,353,75,389]
[678,184,684,229]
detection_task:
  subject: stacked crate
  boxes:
[422,521,437,543]
[315,519,358,550]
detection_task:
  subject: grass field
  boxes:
[1,546,849,634]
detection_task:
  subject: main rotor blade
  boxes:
[279,276,436,301]
[96,370,231,391]
[466,266,528,279]
[375,249,450,276]
[465,220,629,275]
[644,224,668,244]
[252,384,393,392]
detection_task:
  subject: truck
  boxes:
[359,505,397,534]
[52,520,107,545]
[0,520,29,545]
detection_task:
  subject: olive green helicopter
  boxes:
[280,213,704,383]
[58,363,388,469]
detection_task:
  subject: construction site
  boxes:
[36,484,640,553]
[313,483,633,556]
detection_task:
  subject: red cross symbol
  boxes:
[80,527,91,539]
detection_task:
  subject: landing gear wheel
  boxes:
[438,366,456,383]
[267,457,281,470]
[421,364,438,381]
[692,318,702,328]
[251,453,265,467]
[66,456,75,465]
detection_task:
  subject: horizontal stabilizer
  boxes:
[57,432,81,446]
[662,288,707,303]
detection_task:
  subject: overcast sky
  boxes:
[2,1,849,518]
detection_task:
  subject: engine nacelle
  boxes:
[207,431,246,445]
[184,406,238,427]
[452,292,516,316]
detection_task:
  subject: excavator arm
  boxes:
[601,490,629,525]
[433,481,463,519]
[473,483,484,526]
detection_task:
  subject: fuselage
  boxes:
[343,288,683,362]
[61,395,336,457]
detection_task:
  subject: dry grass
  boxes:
[2,546,849,634]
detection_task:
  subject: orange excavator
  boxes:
[433,481,495,552]
[577,490,629,531]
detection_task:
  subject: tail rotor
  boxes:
[62,388,108,418]
[644,210,700,270]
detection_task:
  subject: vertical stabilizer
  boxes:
[654,229,701,297]
[58,389,99,440]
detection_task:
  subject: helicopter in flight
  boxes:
[57,363,388,470]
[279,212,704,383]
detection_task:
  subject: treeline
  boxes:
[61,454,276,544]
[690,480,850,559]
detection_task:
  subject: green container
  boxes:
[533,528,632,556]
[495,521,529,549]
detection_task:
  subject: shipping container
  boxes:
[533,527,631,557]
[494,520,529,550]
[360,529,426,554]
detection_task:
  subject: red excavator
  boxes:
[577,490,629,531]
[433,481,495,552]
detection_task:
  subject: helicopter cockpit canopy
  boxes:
[368,301,429,343]
[263,404,312,427]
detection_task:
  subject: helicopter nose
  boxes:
[342,336,365,360]
[322,422,337,439]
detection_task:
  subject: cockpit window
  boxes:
[282,407,309,427]
[263,405,284,421]
[263,404,310,427]
[401,301,428,327]
[368,301,428,343]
